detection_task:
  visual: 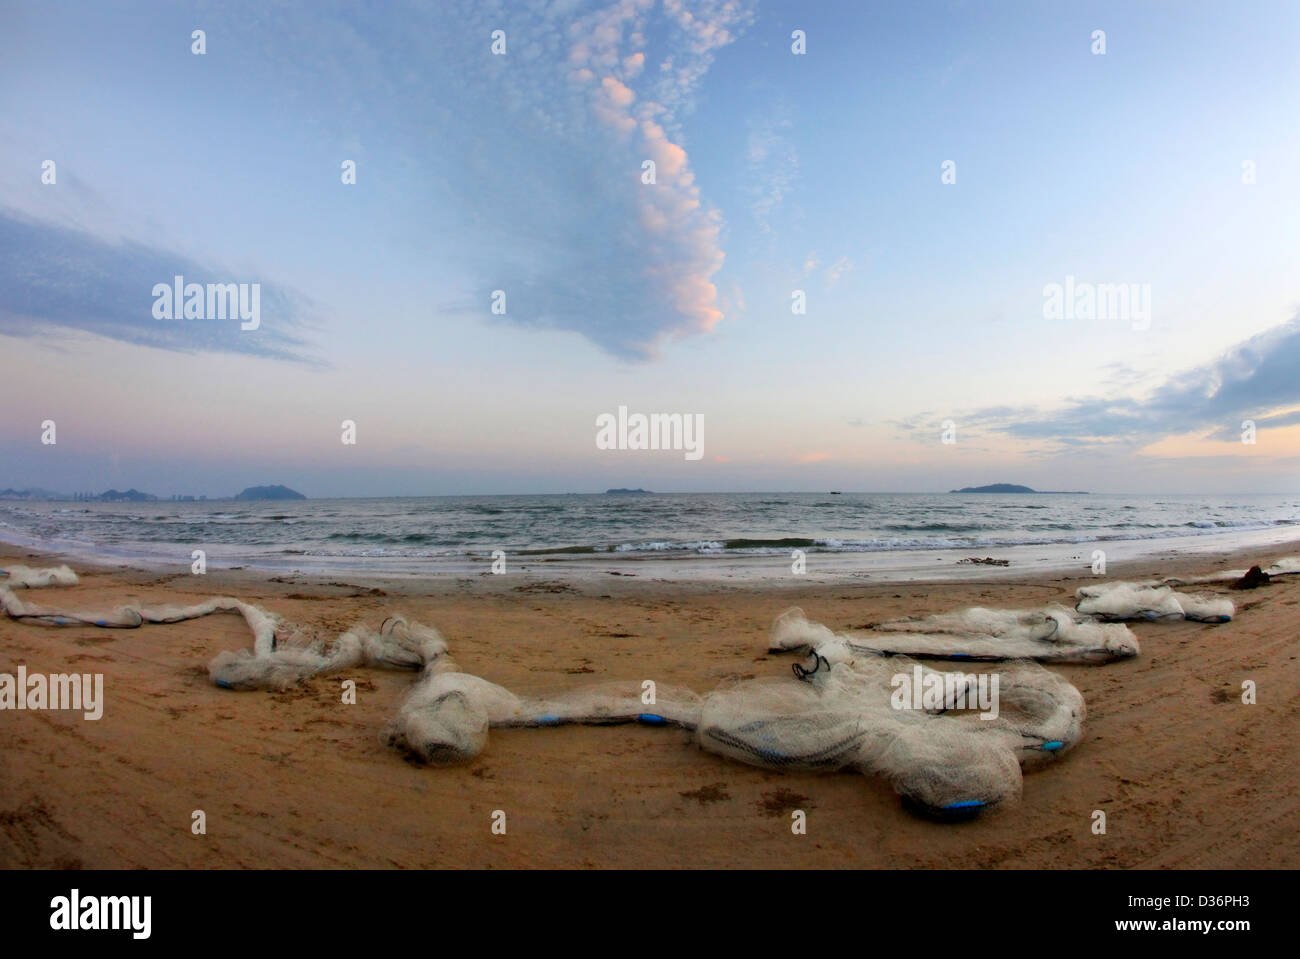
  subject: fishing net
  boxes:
[0,557,1276,820]
[0,564,78,588]
[385,670,520,765]
[499,681,703,728]
[770,606,1139,664]
[694,651,1084,817]
[1151,556,1300,586]
[1268,557,1300,576]
[1074,583,1234,622]
[372,645,1087,815]
[385,676,703,764]
[210,614,451,690]
[0,570,450,690]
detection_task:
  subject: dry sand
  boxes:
[2,541,1298,869]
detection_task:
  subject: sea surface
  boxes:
[1,492,1298,580]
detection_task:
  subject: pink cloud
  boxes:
[561,0,747,354]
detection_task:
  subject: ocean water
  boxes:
[1,493,1297,576]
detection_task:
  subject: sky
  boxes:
[1,0,1299,497]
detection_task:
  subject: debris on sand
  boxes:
[1230,566,1270,590]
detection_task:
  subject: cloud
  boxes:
[746,103,799,233]
[176,0,752,362]
[0,209,318,363]
[960,311,1300,448]
[537,0,747,357]
[823,255,853,287]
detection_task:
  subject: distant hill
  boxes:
[234,484,306,501]
[97,488,157,502]
[951,483,1087,494]
[1,487,160,502]
[0,488,67,500]
[0,487,213,502]
[606,488,652,495]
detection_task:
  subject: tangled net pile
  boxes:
[4,558,1292,821]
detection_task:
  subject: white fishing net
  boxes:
[1157,556,1300,586]
[770,606,1139,664]
[381,635,1085,816]
[694,651,1084,816]
[0,570,450,689]
[0,564,78,588]
[385,676,703,765]
[210,614,452,690]
[499,681,703,729]
[385,670,520,765]
[1074,583,1234,622]
[0,556,1278,820]
[1268,557,1300,576]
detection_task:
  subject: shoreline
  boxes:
[3,537,1299,868]
[2,522,1298,587]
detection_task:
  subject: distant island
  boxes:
[0,484,305,502]
[0,487,165,502]
[95,488,157,502]
[234,485,306,501]
[0,487,69,500]
[950,484,1088,494]
[606,488,652,495]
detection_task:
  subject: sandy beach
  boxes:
[2,538,1298,870]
